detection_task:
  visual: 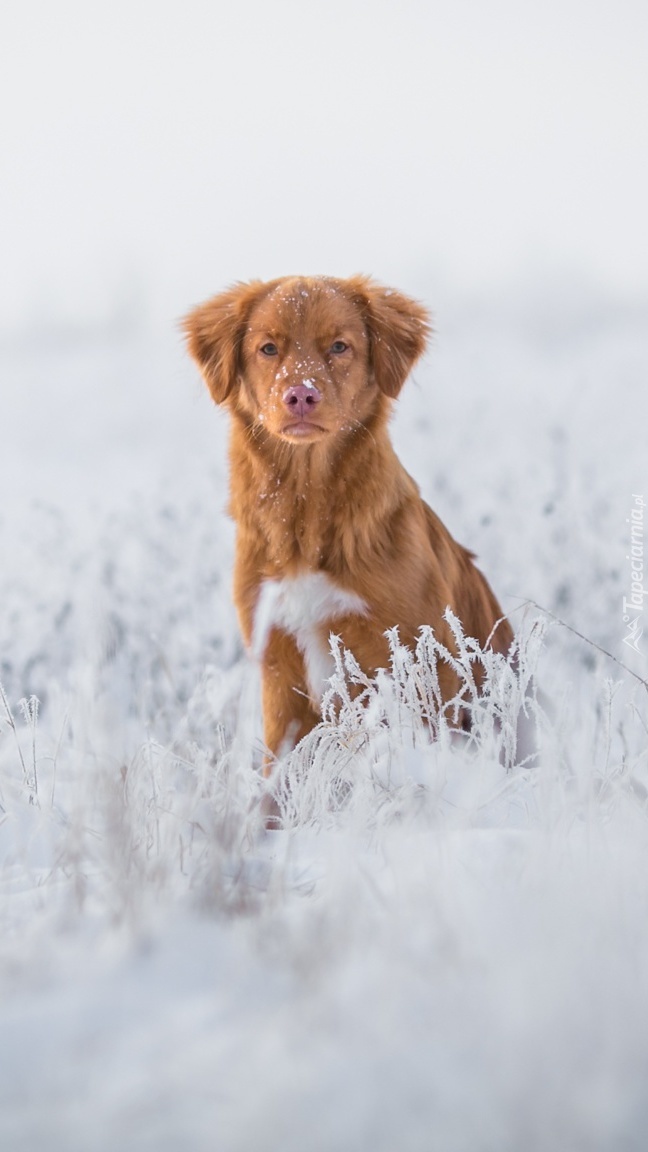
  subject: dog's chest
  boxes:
[252,572,367,703]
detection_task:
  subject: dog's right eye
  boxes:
[259,342,279,357]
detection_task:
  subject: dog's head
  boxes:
[183,275,430,444]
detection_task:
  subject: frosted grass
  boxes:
[2,592,648,1151]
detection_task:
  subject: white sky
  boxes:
[2,0,648,331]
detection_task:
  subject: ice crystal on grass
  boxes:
[267,613,545,831]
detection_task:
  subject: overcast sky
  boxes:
[2,0,647,332]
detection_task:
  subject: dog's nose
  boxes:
[282,383,322,417]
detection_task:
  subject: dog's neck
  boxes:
[228,399,417,575]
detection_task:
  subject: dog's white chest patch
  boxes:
[252,572,368,703]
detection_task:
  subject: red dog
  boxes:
[184,276,512,760]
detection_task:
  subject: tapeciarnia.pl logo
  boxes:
[622,494,646,654]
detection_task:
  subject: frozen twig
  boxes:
[0,681,40,805]
[19,695,40,806]
[511,598,648,693]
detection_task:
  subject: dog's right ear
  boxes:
[182,282,264,405]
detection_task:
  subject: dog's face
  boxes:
[238,280,373,444]
[184,275,430,445]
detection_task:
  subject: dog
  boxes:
[184,275,513,763]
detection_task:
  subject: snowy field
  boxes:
[1,279,647,1151]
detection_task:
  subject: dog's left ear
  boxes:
[182,281,264,405]
[346,276,431,398]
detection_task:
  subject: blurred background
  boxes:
[3,0,648,329]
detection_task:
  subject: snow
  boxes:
[1,282,648,1151]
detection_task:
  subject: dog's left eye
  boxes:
[329,341,348,354]
[259,342,279,356]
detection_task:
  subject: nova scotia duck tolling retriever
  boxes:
[184,275,513,766]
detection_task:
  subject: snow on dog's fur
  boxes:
[184,275,512,761]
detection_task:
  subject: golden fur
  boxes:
[184,275,512,759]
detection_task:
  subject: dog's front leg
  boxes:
[258,628,321,829]
[260,627,321,763]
